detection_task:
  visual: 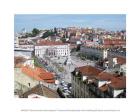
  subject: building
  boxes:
[14,56,57,97]
[14,36,34,50]
[22,84,60,98]
[80,46,126,60]
[80,46,108,59]
[102,38,126,48]
[71,65,103,98]
[14,37,34,59]
[107,56,126,75]
[90,72,126,98]
[71,65,126,98]
[35,40,70,58]
[21,66,56,85]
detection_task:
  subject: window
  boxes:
[72,75,74,80]
[28,83,30,87]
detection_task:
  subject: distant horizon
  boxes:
[14,14,126,33]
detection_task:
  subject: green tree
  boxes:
[32,28,40,36]
[61,37,66,43]
[41,30,55,38]
[54,27,57,34]
[76,44,81,51]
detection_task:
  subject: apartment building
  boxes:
[71,65,126,98]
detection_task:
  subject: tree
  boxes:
[76,44,81,51]
[32,28,40,36]
[61,37,66,43]
[54,27,57,34]
[41,30,55,38]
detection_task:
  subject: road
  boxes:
[35,52,96,84]
[71,55,96,67]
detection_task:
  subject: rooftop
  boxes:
[103,38,126,45]
[109,76,126,89]
[21,66,55,83]
[96,72,114,81]
[23,84,59,98]
[116,56,126,65]
[99,84,108,92]
[14,56,26,67]
[36,40,67,46]
[76,65,103,76]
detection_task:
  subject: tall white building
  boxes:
[35,40,70,58]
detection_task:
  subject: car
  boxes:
[63,92,69,96]
[66,95,72,98]
[65,90,71,94]
[62,84,68,87]
[63,87,68,90]
[45,65,48,68]
[69,87,72,90]
[61,80,65,84]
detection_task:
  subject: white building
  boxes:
[15,35,34,47]
[35,40,70,58]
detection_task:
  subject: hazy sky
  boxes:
[14,14,126,33]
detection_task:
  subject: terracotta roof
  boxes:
[96,72,114,81]
[44,79,55,83]
[36,40,67,46]
[14,56,26,67]
[39,73,54,80]
[116,56,126,65]
[22,66,41,81]
[109,76,126,89]
[103,39,126,45]
[23,84,59,98]
[15,63,23,68]
[21,66,55,83]
[76,65,103,76]
[99,84,108,92]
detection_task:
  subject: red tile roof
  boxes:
[109,76,126,89]
[14,56,26,67]
[96,72,114,81]
[99,84,108,92]
[103,39,126,45]
[36,40,67,46]
[23,84,59,98]
[21,66,55,83]
[76,65,103,76]
[39,73,54,80]
[44,79,55,83]
[116,56,126,65]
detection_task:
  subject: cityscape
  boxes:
[14,14,126,98]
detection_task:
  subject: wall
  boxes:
[113,89,124,97]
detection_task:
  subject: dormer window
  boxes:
[75,71,79,75]
[82,76,87,81]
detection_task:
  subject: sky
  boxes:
[14,14,126,33]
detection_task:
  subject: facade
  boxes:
[35,40,70,58]
[14,36,34,50]
[14,37,34,59]
[80,46,126,60]
[22,84,60,98]
[14,55,58,97]
[102,38,126,48]
[14,65,57,97]
[80,46,108,59]
[108,56,126,75]
[71,65,126,98]
[14,67,40,97]
[71,65,103,98]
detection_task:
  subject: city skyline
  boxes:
[14,14,126,33]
